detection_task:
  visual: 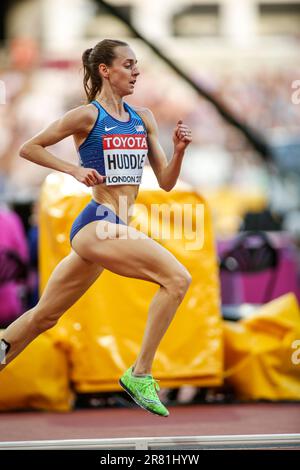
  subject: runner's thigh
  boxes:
[71,221,190,286]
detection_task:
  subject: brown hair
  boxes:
[82,39,128,103]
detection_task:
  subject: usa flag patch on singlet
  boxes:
[102,134,148,185]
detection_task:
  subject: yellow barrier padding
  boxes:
[204,186,267,236]
[224,293,300,400]
[0,330,73,411]
[40,173,223,392]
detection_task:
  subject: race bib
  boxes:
[103,134,148,185]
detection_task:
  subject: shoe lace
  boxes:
[140,377,161,398]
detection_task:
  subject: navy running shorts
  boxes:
[70,199,127,243]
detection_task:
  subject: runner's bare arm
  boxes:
[19,106,105,186]
[136,108,192,191]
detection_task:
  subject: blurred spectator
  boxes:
[0,204,29,327]
[26,200,39,308]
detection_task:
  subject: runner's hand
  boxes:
[72,167,106,187]
[173,120,192,152]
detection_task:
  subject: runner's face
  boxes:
[106,46,140,96]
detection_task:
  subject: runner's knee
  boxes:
[165,268,192,302]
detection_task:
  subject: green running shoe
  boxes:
[119,366,169,417]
